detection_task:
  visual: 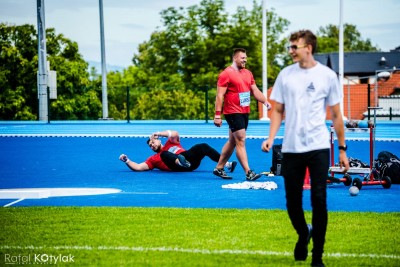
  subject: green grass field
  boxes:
[1,207,399,266]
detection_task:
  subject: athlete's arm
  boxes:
[261,102,284,152]
[250,84,271,110]
[330,103,349,171]
[119,154,150,171]
[214,86,227,127]
[151,130,180,144]
[126,161,150,171]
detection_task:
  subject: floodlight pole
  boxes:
[338,0,345,118]
[37,0,48,121]
[261,0,269,120]
[99,0,108,119]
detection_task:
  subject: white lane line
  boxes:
[121,192,168,195]
[1,245,399,259]
[3,198,25,207]
[0,188,121,200]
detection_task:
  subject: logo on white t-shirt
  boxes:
[307,82,315,92]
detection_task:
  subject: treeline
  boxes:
[0,0,378,120]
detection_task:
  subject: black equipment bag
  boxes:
[374,151,400,184]
[271,144,283,175]
[348,157,370,168]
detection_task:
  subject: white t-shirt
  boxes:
[271,62,342,153]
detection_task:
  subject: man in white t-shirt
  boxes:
[261,30,349,267]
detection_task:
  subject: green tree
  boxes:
[132,0,290,88]
[227,4,290,87]
[0,23,100,120]
[129,0,290,120]
[134,88,205,120]
[44,28,101,120]
[0,23,37,120]
[316,23,379,53]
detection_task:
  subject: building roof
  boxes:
[314,51,400,75]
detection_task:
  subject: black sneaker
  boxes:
[294,224,313,261]
[246,170,261,181]
[213,168,232,179]
[227,161,237,173]
[177,154,191,168]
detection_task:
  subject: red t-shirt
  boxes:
[217,66,255,114]
[145,139,186,171]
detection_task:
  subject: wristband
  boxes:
[125,158,130,163]
[215,111,221,116]
[167,130,172,138]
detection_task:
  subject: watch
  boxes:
[338,145,347,151]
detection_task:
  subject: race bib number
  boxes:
[239,92,250,107]
[168,146,181,154]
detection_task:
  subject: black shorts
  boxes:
[224,113,249,132]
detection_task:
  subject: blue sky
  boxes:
[1,0,399,69]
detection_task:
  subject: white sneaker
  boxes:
[226,161,238,173]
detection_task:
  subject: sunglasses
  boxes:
[286,44,308,51]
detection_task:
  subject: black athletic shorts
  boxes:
[224,113,249,132]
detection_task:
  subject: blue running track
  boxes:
[0,120,399,211]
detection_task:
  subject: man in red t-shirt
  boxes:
[213,48,271,181]
[119,130,237,177]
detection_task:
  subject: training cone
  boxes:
[303,168,311,190]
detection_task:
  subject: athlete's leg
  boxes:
[160,151,188,171]
[184,143,220,162]
[282,152,308,240]
[232,128,250,174]
[182,143,220,170]
[215,131,235,169]
[308,149,329,262]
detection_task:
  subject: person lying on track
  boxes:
[119,130,237,178]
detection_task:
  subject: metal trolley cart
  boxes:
[328,107,392,190]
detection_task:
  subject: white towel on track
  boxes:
[222,181,278,190]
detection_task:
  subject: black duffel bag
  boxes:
[374,151,400,184]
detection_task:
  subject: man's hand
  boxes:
[264,101,272,110]
[261,139,273,152]
[150,132,160,140]
[214,117,222,127]
[339,151,350,172]
[119,154,130,163]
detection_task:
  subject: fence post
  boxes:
[389,107,392,121]
[367,84,371,120]
[47,86,50,124]
[126,86,130,123]
[205,85,209,123]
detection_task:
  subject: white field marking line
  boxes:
[0,134,231,139]
[121,192,168,195]
[1,134,399,141]
[3,198,25,207]
[1,245,399,259]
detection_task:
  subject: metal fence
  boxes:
[343,72,400,121]
[45,74,400,122]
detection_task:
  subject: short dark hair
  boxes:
[289,30,317,54]
[233,48,246,57]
